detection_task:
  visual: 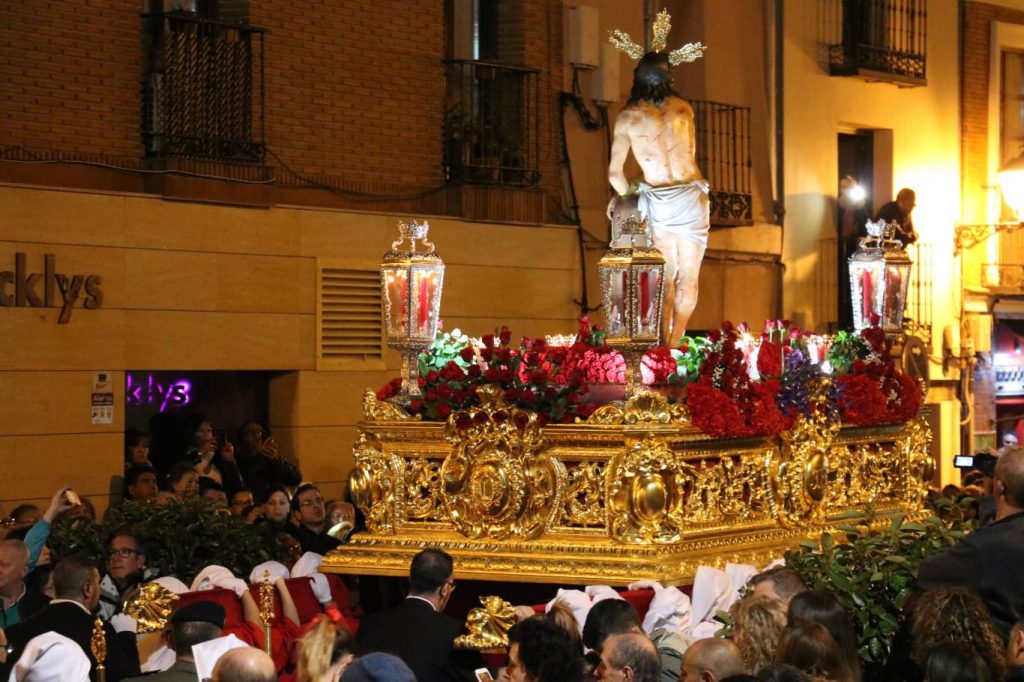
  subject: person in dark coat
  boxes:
[874,188,917,247]
[918,445,1024,638]
[2,555,141,682]
[356,548,483,682]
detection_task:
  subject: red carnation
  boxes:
[459,347,476,363]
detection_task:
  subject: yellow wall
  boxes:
[0,184,582,514]
[781,2,962,481]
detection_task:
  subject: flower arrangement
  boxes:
[832,319,922,425]
[376,318,923,437]
[385,327,596,425]
[684,321,794,438]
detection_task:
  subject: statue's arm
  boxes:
[608,115,633,196]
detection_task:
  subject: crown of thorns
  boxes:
[608,9,706,65]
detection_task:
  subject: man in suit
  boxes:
[125,600,225,682]
[2,554,141,682]
[357,548,482,682]
[919,445,1024,638]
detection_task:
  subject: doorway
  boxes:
[837,131,875,330]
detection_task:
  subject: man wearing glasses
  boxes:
[287,483,342,555]
[357,548,484,682]
[98,534,151,621]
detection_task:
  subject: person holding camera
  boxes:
[236,420,301,501]
[919,446,1024,638]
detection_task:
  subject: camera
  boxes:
[953,452,998,477]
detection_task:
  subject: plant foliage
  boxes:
[784,505,974,667]
[49,498,274,584]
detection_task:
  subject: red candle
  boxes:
[639,271,650,324]
[860,269,873,321]
[418,276,430,330]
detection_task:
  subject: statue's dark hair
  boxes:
[628,52,679,106]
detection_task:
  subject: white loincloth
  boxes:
[637,180,711,247]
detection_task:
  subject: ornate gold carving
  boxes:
[363,389,418,422]
[564,462,607,526]
[607,435,693,543]
[453,596,518,650]
[584,390,689,426]
[767,380,840,527]
[403,459,443,521]
[349,433,403,534]
[440,386,567,539]
[123,582,180,634]
[332,379,932,585]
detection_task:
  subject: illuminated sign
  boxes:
[126,374,192,412]
[0,253,103,323]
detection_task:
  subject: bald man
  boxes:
[919,445,1024,637]
[598,632,661,682]
[679,638,745,682]
[211,648,276,682]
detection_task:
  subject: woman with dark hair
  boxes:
[924,642,991,682]
[787,591,861,681]
[257,484,293,533]
[910,589,1004,682]
[776,619,855,682]
[123,428,152,467]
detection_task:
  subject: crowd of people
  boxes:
[2,440,1024,682]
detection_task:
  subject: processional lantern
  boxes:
[380,219,445,397]
[848,219,911,335]
[598,210,665,397]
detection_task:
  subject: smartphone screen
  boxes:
[475,669,494,682]
[954,455,974,468]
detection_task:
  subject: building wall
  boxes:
[0,184,581,514]
[780,1,962,477]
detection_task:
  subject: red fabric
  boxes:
[176,588,244,626]
[226,619,302,672]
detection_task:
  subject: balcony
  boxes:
[443,60,540,187]
[692,100,753,227]
[142,12,266,162]
[824,0,927,86]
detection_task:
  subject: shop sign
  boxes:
[126,373,192,412]
[0,252,103,323]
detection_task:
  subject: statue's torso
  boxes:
[622,97,702,187]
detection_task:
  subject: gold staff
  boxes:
[91,617,107,682]
[258,570,275,657]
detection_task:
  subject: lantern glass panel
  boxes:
[410,267,443,340]
[634,266,662,339]
[382,267,409,338]
[881,262,910,330]
[849,258,884,330]
[602,265,629,337]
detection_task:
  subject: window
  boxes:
[827,0,927,85]
[142,7,265,162]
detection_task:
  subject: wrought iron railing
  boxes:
[825,0,927,83]
[443,60,540,187]
[142,12,266,161]
[906,241,933,334]
[692,100,753,226]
